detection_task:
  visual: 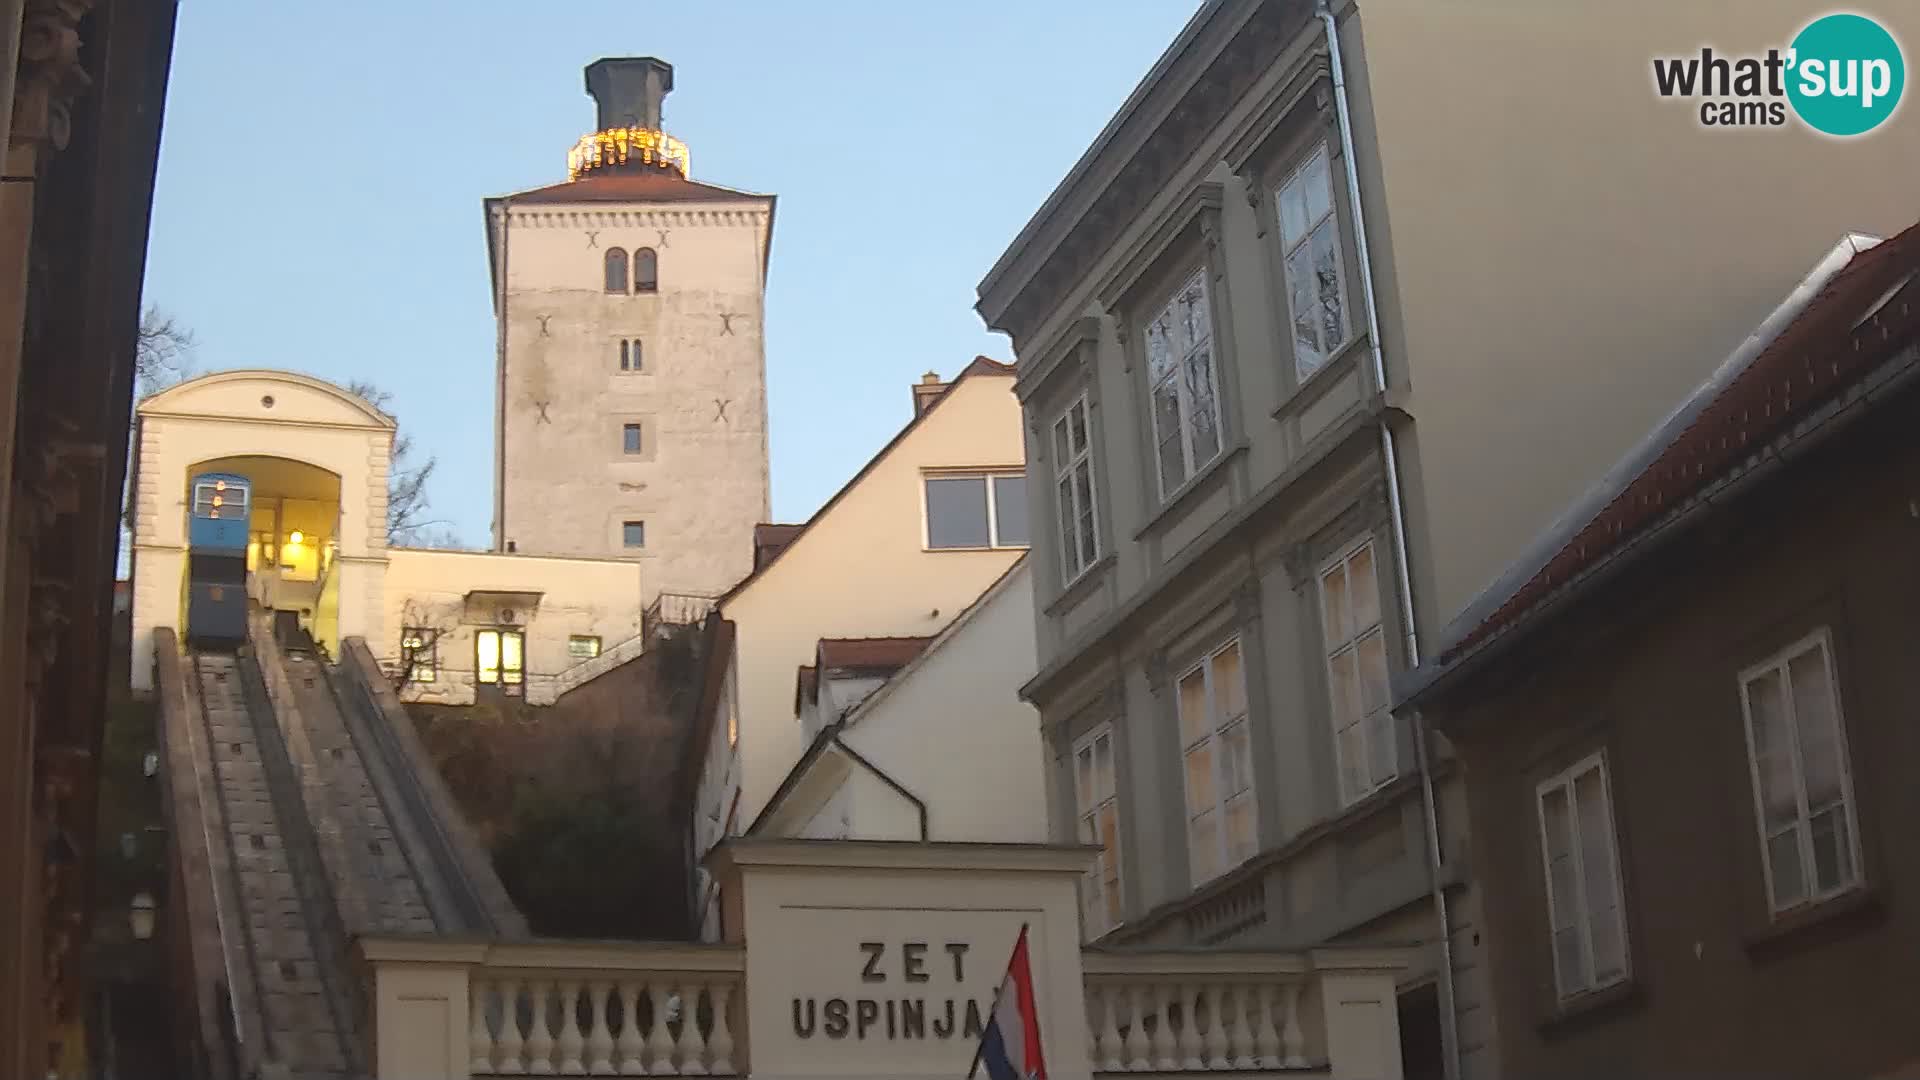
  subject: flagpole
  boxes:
[965,923,1029,1080]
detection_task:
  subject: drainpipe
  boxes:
[1316,5,1461,1080]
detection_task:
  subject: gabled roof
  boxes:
[1399,222,1920,707]
[716,357,1016,606]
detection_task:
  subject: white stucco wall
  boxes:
[129,370,394,691]
[835,562,1045,843]
[492,195,773,603]
[380,547,645,707]
[698,371,1026,843]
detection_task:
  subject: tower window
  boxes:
[634,248,658,293]
[622,521,646,548]
[623,423,643,455]
[619,338,643,371]
[604,247,629,293]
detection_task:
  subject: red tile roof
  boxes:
[1440,222,1920,664]
[500,171,764,206]
[753,523,805,571]
[816,637,933,672]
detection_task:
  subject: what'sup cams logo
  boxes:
[1653,12,1906,136]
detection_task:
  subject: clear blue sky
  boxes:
[141,1,1201,545]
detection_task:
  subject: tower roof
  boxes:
[495,171,766,206]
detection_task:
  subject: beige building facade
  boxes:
[128,369,648,706]
[689,361,1030,935]
[977,3,1917,1079]
[486,58,773,603]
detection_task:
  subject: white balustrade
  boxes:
[1081,952,1326,1073]
[467,972,741,1077]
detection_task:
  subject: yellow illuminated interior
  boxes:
[566,126,691,180]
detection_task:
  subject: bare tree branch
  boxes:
[135,306,194,394]
[346,378,453,547]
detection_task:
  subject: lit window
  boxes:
[475,628,524,687]
[604,247,629,293]
[568,635,602,661]
[623,423,643,455]
[1738,629,1862,914]
[1277,144,1349,378]
[1320,539,1394,805]
[1144,271,1223,498]
[924,472,1028,549]
[1176,639,1255,886]
[400,628,436,683]
[634,247,658,293]
[619,339,643,372]
[1052,395,1099,582]
[1536,753,1629,1000]
[622,520,646,549]
[1073,725,1123,937]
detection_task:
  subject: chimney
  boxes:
[585,57,675,132]
[912,372,947,417]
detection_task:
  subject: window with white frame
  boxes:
[1052,394,1100,582]
[1738,629,1863,914]
[924,471,1029,549]
[1072,725,1123,936]
[1536,753,1629,1000]
[1144,270,1224,498]
[567,635,602,661]
[1176,639,1255,886]
[1276,144,1349,379]
[1319,539,1394,805]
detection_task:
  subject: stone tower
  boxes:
[484,57,774,604]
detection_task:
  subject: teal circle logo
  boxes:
[1787,13,1906,136]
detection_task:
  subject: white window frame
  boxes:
[1317,537,1396,806]
[1144,269,1225,500]
[1072,724,1123,938]
[567,635,602,661]
[921,470,1030,550]
[1737,627,1865,915]
[1534,752,1630,1001]
[1275,142,1351,379]
[1051,394,1101,584]
[618,338,643,372]
[1175,638,1257,887]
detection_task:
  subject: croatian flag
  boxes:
[972,925,1049,1080]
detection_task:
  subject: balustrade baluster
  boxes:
[587,981,615,1075]
[1251,984,1281,1068]
[527,980,557,1074]
[1202,984,1231,1068]
[1094,984,1122,1072]
[1280,982,1307,1067]
[1225,984,1255,1070]
[472,980,496,1074]
[708,981,736,1075]
[616,981,646,1075]
[646,984,676,1075]
[1179,983,1205,1069]
[497,978,527,1075]
[559,979,586,1074]
[679,981,710,1075]
[1120,984,1147,1072]
[1152,983,1179,1071]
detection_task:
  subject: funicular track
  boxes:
[160,617,527,1080]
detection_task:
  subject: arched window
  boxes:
[604,247,629,293]
[634,247,658,293]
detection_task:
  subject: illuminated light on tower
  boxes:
[568,57,690,181]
